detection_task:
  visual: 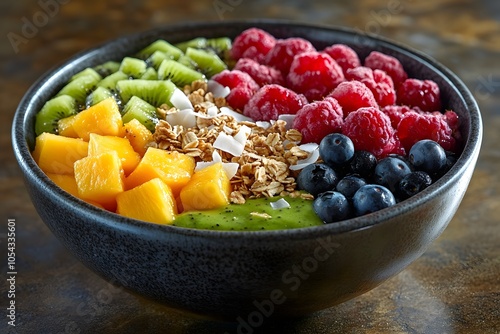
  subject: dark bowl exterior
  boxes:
[12,20,482,317]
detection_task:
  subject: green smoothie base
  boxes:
[173,196,324,231]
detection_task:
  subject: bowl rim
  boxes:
[12,19,483,241]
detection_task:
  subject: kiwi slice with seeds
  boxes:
[97,71,129,91]
[116,79,176,107]
[94,61,121,77]
[157,59,205,87]
[35,95,78,136]
[140,67,158,80]
[177,54,197,70]
[85,86,114,108]
[57,72,101,106]
[205,37,232,55]
[119,57,148,79]
[186,47,227,78]
[146,51,173,69]
[175,37,207,52]
[122,96,159,132]
[69,67,102,83]
[137,40,183,61]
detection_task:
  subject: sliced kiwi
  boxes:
[205,37,232,54]
[157,59,205,87]
[69,67,102,82]
[119,57,148,78]
[175,37,207,52]
[186,47,227,78]
[97,71,129,91]
[94,61,121,77]
[116,79,176,107]
[146,51,173,69]
[85,86,114,108]
[177,54,197,70]
[35,95,78,135]
[122,96,159,132]
[137,40,183,60]
[57,72,101,106]
[140,67,158,80]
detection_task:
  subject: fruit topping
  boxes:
[318,133,355,169]
[264,37,316,75]
[328,80,379,117]
[322,44,361,74]
[296,163,339,197]
[313,191,352,223]
[292,97,344,144]
[286,51,345,101]
[243,84,307,121]
[397,78,442,112]
[352,184,396,216]
[345,66,396,107]
[364,51,408,87]
[211,69,259,111]
[230,27,277,63]
[233,57,285,86]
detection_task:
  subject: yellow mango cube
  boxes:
[123,118,154,156]
[71,97,124,141]
[32,132,88,175]
[46,172,104,208]
[125,147,195,196]
[57,114,79,138]
[180,162,231,212]
[74,151,124,211]
[116,178,177,225]
[88,133,140,175]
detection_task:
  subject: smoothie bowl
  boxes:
[12,20,482,318]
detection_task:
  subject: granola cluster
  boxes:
[151,81,314,204]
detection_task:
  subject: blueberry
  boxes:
[313,191,352,223]
[319,133,355,168]
[297,163,338,197]
[409,139,447,175]
[352,184,396,216]
[349,150,377,178]
[397,171,432,200]
[336,175,366,198]
[373,156,412,193]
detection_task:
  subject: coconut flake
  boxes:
[220,107,254,122]
[166,108,197,128]
[194,151,239,179]
[255,121,271,129]
[299,143,319,152]
[207,105,219,117]
[222,162,239,179]
[170,88,193,110]
[289,147,320,171]
[270,198,291,210]
[213,132,245,157]
[208,79,230,98]
[277,114,296,130]
[233,125,251,145]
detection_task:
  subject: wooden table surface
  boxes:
[1,1,499,333]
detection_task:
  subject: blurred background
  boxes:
[1,0,499,333]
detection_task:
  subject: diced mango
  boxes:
[88,133,140,175]
[116,178,177,225]
[74,151,124,211]
[32,132,88,175]
[46,172,104,208]
[180,162,231,211]
[57,114,79,138]
[123,118,154,156]
[125,147,195,196]
[71,97,124,141]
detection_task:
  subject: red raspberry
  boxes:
[397,111,457,152]
[292,97,344,144]
[342,107,399,159]
[322,44,361,74]
[264,37,316,75]
[381,105,414,128]
[397,78,442,112]
[364,51,408,87]
[286,51,345,101]
[230,28,277,62]
[211,70,259,111]
[243,84,308,121]
[233,58,284,87]
[346,66,396,107]
[328,80,379,117]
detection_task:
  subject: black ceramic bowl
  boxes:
[12,20,482,318]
